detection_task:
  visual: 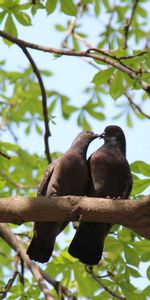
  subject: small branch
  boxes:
[86,266,126,300]
[41,270,77,300]
[62,17,77,48]
[0,150,11,160]
[0,224,54,300]
[0,30,139,79]
[0,271,18,300]
[0,170,36,189]
[124,0,139,49]
[124,90,150,119]
[21,47,51,164]
[0,224,76,300]
[0,195,150,240]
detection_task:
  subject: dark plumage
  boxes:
[68,125,133,265]
[27,131,99,263]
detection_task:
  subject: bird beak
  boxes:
[99,132,105,139]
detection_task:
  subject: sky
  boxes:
[0,4,150,291]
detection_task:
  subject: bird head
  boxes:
[100,125,126,156]
[71,131,100,151]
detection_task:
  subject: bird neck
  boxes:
[105,139,126,157]
[71,143,88,158]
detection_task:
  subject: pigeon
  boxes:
[27,131,99,263]
[68,125,133,265]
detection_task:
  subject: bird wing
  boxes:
[37,162,55,196]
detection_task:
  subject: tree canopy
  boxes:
[0,0,150,299]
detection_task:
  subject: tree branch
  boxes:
[0,30,142,80]
[0,223,54,300]
[0,170,37,189]
[123,90,150,119]
[86,266,126,300]
[0,195,150,240]
[124,0,139,49]
[0,224,76,300]
[21,47,51,164]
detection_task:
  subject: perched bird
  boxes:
[27,131,99,263]
[68,125,133,265]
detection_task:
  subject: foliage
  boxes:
[0,0,150,299]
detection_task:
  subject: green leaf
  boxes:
[110,70,124,99]
[147,266,150,280]
[14,11,31,26]
[126,112,133,128]
[46,0,58,15]
[60,0,77,16]
[124,245,139,266]
[130,161,150,177]
[118,227,132,242]
[1,142,19,152]
[126,266,141,278]
[55,24,66,31]
[132,178,150,194]
[4,14,17,42]
[92,68,114,85]
[35,124,43,135]
[86,109,105,120]
[0,11,5,23]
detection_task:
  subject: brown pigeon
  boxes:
[27,131,99,263]
[68,125,133,265]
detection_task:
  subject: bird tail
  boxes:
[68,222,111,265]
[27,221,68,263]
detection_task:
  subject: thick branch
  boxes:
[0,195,150,240]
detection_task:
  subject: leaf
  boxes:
[126,112,133,128]
[46,0,58,15]
[35,124,43,135]
[124,245,139,267]
[14,11,31,26]
[55,24,66,31]
[86,109,105,120]
[109,70,124,99]
[60,0,77,16]
[132,178,150,195]
[4,14,17,43]
[147,266,150,280]
[92,68,114,85]
[130,161,150,177]
[1,142,19,152]
[126,266,141,278]
[118,228,131,242]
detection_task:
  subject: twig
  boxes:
[0,150,10,160]
[62,17,77,48]
[0,271,19,300]
[124,90,150,119]
[0,30,139,79]
[21,47,51,164]
[41,269,77,300]
[0,170,37,189]
[0,224,76,300]
[73,36,150,120]
[0,223,54,300]
[124,0,139,49]
[86,266,126,300]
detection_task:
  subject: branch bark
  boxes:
[0,195,150,240]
